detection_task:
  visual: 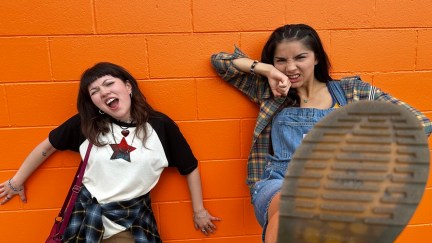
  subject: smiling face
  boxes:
[273,40,318,89]
[88,75,132,122]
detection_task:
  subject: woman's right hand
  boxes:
[0,138,56,205]
[0,179,27,205]
[267,66,291,97]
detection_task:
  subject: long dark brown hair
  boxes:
[261,24,332,106]
[77,62,155,146]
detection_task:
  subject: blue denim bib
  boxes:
[251,81,348,238]
[266,107,334,163]
[266,81,347,163]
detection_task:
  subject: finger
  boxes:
[206,225,214,233]
[20,195,27,203]
[208,223,217,230]
[272,89,282,97]
[279,76,289,85]
[200,228,208,236]
[210,216,221,221]
[277,86,289,96]
[1,195,11,205]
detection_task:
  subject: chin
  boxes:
[290,82,304,89]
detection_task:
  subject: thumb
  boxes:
[19,191,27,203]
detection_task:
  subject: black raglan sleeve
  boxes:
[48,114,86,152]
[148,112,198,175]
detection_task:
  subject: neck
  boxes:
[299,80,323,97]
[118,118,133,124]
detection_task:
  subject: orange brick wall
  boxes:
[1,1,432,242]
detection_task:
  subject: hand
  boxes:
[0,179,27,205]
[193,209,221,236]
[267,67,290,97]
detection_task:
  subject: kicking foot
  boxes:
[277,101,430,243]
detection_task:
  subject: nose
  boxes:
[285,60,297,72]
[99,86,110,96]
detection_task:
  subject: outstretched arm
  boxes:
[0,138,56,204]
[186,167,221,236]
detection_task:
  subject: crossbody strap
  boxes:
[56,142,93,233]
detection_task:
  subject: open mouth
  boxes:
[106,97,119,108]
[287,74,300,79]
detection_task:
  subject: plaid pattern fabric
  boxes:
[63,186,161,243]
[211,47,432,194]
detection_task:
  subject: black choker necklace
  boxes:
[109,122,136,162]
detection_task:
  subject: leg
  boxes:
[265,193,281,243]
[251,165,285,243]
[101,230,135,243]
[278,101,429,243]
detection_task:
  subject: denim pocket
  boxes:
[275,121,314,159]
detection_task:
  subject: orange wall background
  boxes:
[1,1,432,242]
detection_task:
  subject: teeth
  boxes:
[106,98,115,105]
[288,74,300,79]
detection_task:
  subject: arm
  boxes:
[232,58,290,97]
[210,46,290,102]
[339,78,432,137]
[373,88,432,136]
[186,167,221,235]
[0,138,57,204]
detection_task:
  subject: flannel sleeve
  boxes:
[210,46,272,104]
[373,86,432,137]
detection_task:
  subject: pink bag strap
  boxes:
[56,142,93,234]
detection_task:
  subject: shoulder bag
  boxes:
[46,143,93,243]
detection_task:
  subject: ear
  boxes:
[314,58,318,65]
[125,80,133,94]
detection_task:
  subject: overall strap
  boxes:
[328,81,348,106]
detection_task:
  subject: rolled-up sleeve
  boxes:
[211,46,271,104]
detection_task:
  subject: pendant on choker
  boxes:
[118,124,131,137]
[121,129,130,137]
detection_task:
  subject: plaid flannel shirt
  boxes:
[211,46,432,194]
[63,186,161,243]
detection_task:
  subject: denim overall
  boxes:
[251,82,348,239]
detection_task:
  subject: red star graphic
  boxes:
[109,137,136,162]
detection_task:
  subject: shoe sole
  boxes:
[277,101,430,243]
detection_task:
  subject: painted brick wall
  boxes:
[1,1,432,242]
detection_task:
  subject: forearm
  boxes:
[232,58,273,77]
[211,48,274,103]
[12,138,56,186]
[186,167,205,212]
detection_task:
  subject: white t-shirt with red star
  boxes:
[49,111,197,238]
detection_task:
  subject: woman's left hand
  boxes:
[193,208,221,236]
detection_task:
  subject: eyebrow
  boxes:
[274,52,310,59]
[88,78,114,92]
